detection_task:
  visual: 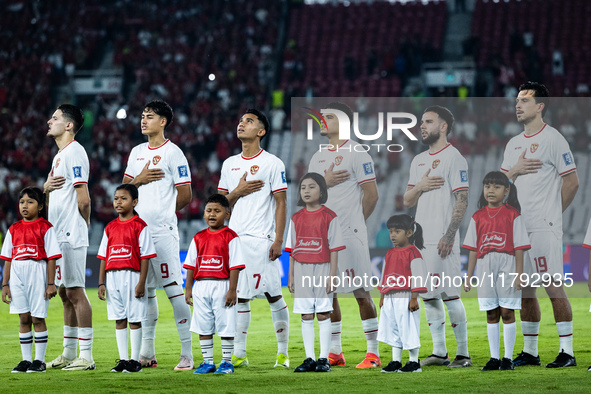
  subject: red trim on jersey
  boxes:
[141,253,157,259]
[148,139,170,150]
[218,187,229,192]
[0,255,10,261]
[47,254,62,260]
[58,140,75,153]
[500,168,509,172]
[429,143,451,156]
[559,168,576,176]
[284,248,292,253]
[231,264,245,270]
[241,149,264,160]
[452,186,469,192]
[124,173,135,180]
[412,287,428,293]
[97,255,106,261]
[524,123,547,138]
[358,177,376,185]
[272,187,288,194]
[407,184,415,188]
[462,245,478,252]
[328,140,350,151]
[174,181,191,186]
[330,245,346,252]
[73,181,88,186]
[583,243,591,250]
[515,244,531,251]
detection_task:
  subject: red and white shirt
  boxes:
[124,139,191,237]
[501,124,576,235]
[379,245,427,294]
[463,204,531,259]
[183,227,245,280]
[48,140,90,248]
[308,139,376,240]
[408,144,469,245]
[285,206,346,264]
[0,218,62,262]
[97,215,157,271]
[218,149,287,240]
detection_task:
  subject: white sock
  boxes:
[20,331,33,362]
[270,298,289,356]
[34,330,48,362]
[521,321,539,356]
[362,318,379,356]
[200,338,214,363]
[78,327,93,362]
[63,326,78,359]
[130,328,142,361]
[318,319,331,360]
[445,298,469,357]
[556,321,574,356]
[409,348,419,363]
[164,284,193,358]
[329,321,342,354]
[221,339,233,362]
[141,289,158,358]
[392,347,402,363]
[234,301,251,358]
[503,322,516,359]
[301,319,315,360]
[423,299,447,356]
[487,323,500,359]
[116,328,129,360]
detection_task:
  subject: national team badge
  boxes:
[55,158,61,169]
[250,165,259,175]
[152,155,161,165]
[530,143,539,154]
[73,166,82,178]
[335,156,343,166]
[432,160,440,169]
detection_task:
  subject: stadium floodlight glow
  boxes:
[209,73,216,81]
[116,108,127,119]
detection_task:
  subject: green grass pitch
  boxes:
[2,285,590,393]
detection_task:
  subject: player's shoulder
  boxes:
[472,206,487,219]
[163,139,185,154]
[408,245,423,259]
[38,218,54,230]
[63,140,89,160]
[223,226,240,240]
[132,215,150,228]
[412,149,430,162]
[292,208,307,221]
[130,141,149,154]
[543,124,568,142]
[503,203,521,217]
[222,152,242,166]
[261,150,285,166]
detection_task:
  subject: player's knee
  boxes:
[500,308,514,323]
[301,313,314,321]
[486,308,501,323]
[267,294,282,303]
[316,312,330,321]
[19,313,33,326]
[31,316,45,327]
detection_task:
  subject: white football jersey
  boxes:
[124,139,191,238]
[583,218,591,249]
[308,139,376,241]
[48,140,89,248]
[501,124,576,234]
[407,144,469,245]
[218,149,287,240]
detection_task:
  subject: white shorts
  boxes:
[420,244,461,299]
[9,260,49,318]
[474,252,522,311]
[335,234,372,293]
[292,261,333,314]
[190,280,236,337]
[106,270,147,323]
[377,292,421,350]
[236,236,282,300]
[55,243,87,288]
[524,231,563,286]
[147,234,183,288]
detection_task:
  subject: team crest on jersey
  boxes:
[55,158,61,169]
[152,155,162,165]
[250,165,259,175]
[335,156,343,166]
[432,160,440,169]
[530,143,539,154]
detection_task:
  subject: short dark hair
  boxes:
[144,100,173,129]
[57,104,84,134]
[206,193,230,209]
[297,172,328,207]
[424,105,455,135]
[245,109,270,141]
[518,81,549,117]
[326,101,354,123]
[18,186,46,219]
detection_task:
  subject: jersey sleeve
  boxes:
[70,145,90,186]
[407,156,418,188]
[327,216,346,252]
[124,147,137,180]
[500,138,516,172]
[552,132,577,176]
[218,160,229,192]
[450,153,469,192]
[285,219,295,253]
[353,151,376,185]
[0,229,13,261]
[97,230,108,260]
[583,219,591,249]
[462,217,478,251]
[43,227,62,260]
[410,256,428,293]
[228,236,245,270]
[182,238,198,270]
[139,227,157,259]
[171,147,191,186]
[270,157,288,194]
[512,214,531,251]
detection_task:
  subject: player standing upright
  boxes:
[501,82,579,368]
[308,102,380,369]
[218,109,290,368]
[43,104,95,371]
[123,100,194,370]
[404,105,471,368]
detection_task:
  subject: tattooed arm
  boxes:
[438,190,468,258]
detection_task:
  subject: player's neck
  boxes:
[55,132,75,151]
[241,141,262,158]
[523,118,545,136]
[328,135,347,149]
[429,137,448,154]
[147,132,166,148]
